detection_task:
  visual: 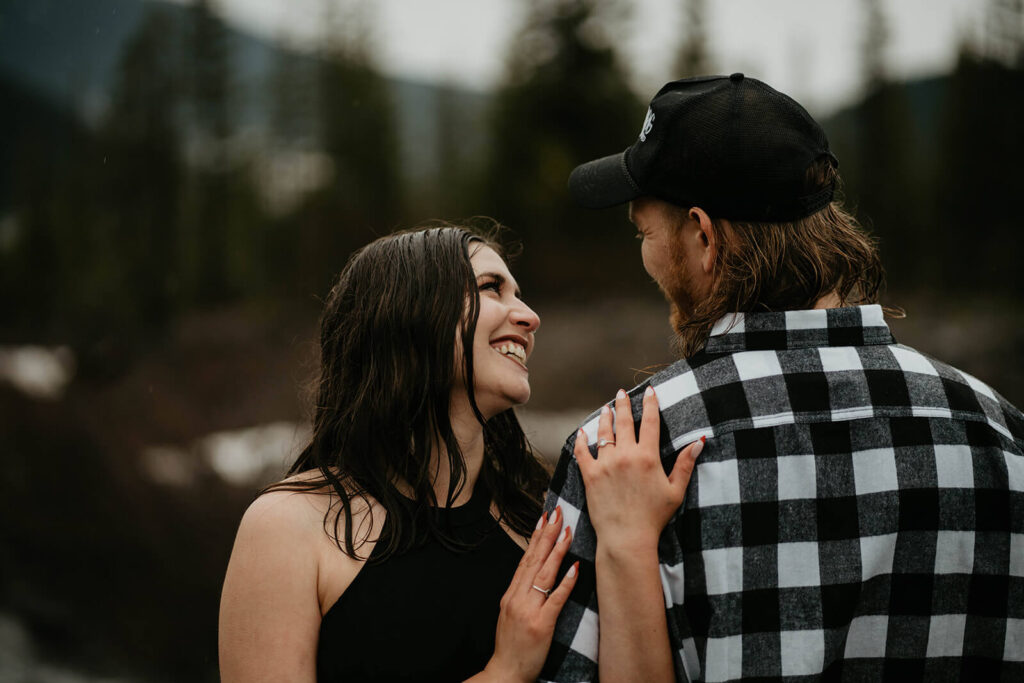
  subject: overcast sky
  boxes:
[181,0,989,115]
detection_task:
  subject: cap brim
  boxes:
[568,151,640,209]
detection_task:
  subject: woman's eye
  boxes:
[480,281,500,293]
[635,232,645,241]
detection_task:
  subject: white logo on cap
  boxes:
[639,107,655,142]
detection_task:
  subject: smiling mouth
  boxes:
[492,341,527,368]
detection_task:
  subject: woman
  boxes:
[219,225,699,681]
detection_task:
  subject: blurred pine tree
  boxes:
[674,0,711,78]
[183,0,235,303]
[289,0,403,298]
[937,27,1024,294]
[481,0,643,296]
[98,7,183,331]
[847,0,923,292]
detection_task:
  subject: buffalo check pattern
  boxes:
[540,305,1024,682]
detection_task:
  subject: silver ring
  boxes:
[597,438,616,448]
[531,584,551,596]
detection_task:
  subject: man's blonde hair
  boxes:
[670,161,887,357]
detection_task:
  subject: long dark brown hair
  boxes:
[263,225,548,561]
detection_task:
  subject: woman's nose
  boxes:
[511,301,540,332]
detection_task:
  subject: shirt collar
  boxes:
[703,304,895,354]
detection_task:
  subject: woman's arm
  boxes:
[574,387,702,683]
[219,491,327,683]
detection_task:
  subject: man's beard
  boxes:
[658,256,710,358]
[659,257,699,334]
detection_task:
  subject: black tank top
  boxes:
[316,483,524,682]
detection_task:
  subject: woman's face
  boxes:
[457,245,540,420]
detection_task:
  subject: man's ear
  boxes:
[688,207,718,274]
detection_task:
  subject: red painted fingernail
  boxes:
[536,512,546,530]
[701,435,707,443]
[548,506,561,526]
[562,526,571,542]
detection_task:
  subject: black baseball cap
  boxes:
[568,73,839,222]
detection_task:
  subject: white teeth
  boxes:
[494,341,527,365]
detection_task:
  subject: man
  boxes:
[541,74,1024,681]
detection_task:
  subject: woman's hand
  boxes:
[574,386,704,683]
[480,506,579,683]
[575,385,703,553]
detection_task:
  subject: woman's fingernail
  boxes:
[645,385,654,398]
[601,404,610,416]
[691,439,704,458]
[536,512,546,530]
[549,506,561,526]
[578,428,586,439]
[562,526,571,542]
[701,435,707,443]
[616,388,627,400]
[567,562,578,578]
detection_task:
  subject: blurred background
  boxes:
[1,0,1022,679]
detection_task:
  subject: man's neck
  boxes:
[813,291,842,309]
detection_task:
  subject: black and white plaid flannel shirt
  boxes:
[540,305,1024,681]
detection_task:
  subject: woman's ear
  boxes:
[688,207,719,275]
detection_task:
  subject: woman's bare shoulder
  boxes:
[244,472,326,523]
[253,471,391,615]
[241,470,377,539]
[228,471,383,610]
